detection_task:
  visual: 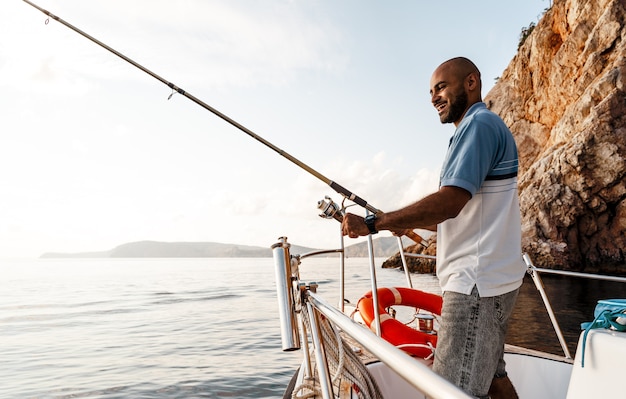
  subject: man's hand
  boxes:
[391,228,414,237]
[342,212,430,246]
[341,213,370,238]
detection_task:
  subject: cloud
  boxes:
[9,1,348,91]
[326,152,440,213]
[185,151,440,250]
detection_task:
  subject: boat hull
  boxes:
[566,328,626,398]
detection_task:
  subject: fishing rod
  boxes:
[22,0,427,246]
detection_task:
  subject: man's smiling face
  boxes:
[430,66,469,126]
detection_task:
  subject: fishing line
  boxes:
[22,0,427,246]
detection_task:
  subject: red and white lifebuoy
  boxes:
[356,287,442,358]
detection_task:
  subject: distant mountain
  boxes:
[39,237,414,259]
[344,236,414,257]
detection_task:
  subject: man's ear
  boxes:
[465,72,479,91]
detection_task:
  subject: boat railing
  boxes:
[404,252,437,260]
[273,235,473,399]
[523,253,573,359]
[307,289,473,399]
[405,249,626,360]
[522,254,626,359]
[394,244,626,362]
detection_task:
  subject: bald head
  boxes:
[430,57,483,126]
[440,57,480,76]
[436,57,482,93]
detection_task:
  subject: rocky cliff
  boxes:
[487,0,626,273]
[388,0,626,274]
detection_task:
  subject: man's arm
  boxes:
[342,186,471,238]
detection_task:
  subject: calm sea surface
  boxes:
[1,257,623,398]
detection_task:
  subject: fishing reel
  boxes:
[317,196,345,223]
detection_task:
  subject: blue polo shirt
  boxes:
[436,102,526,297]
[440,102,519,196]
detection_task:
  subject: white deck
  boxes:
[504,346,572,399]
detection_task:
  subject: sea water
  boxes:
[1,257,623,398]
[0,257,415,398]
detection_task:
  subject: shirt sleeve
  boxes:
[439,118,498,197]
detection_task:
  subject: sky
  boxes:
[0,0,549,258]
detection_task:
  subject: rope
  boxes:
[396,343,435,360]
[292,380,321,399]
[320,317,383,399]
[580,305,626,367]
[291,305,383,399]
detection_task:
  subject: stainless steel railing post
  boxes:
[397,236,413,288]
[523,253,572,359]
[339,228,346,312]
[297,283,313,378]
[306,293,335,399]
[272,237,300,351]
[366,211,382,337]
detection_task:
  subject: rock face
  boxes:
[386,0,626,274]
[382,236,437,274]
[486,0,626,273]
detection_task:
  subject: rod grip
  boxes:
[329,181,380,214]
[403,230,429,247]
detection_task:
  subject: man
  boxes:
[341,57,525,399]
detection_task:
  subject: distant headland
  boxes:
[40,237,413,259]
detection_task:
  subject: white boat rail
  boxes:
[306,290,473,399]
[273,235,473,399]
[522,254,626,359]
[523,253,572,359]
[405,251,626,360]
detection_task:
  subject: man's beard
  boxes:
[440,90,468,124]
